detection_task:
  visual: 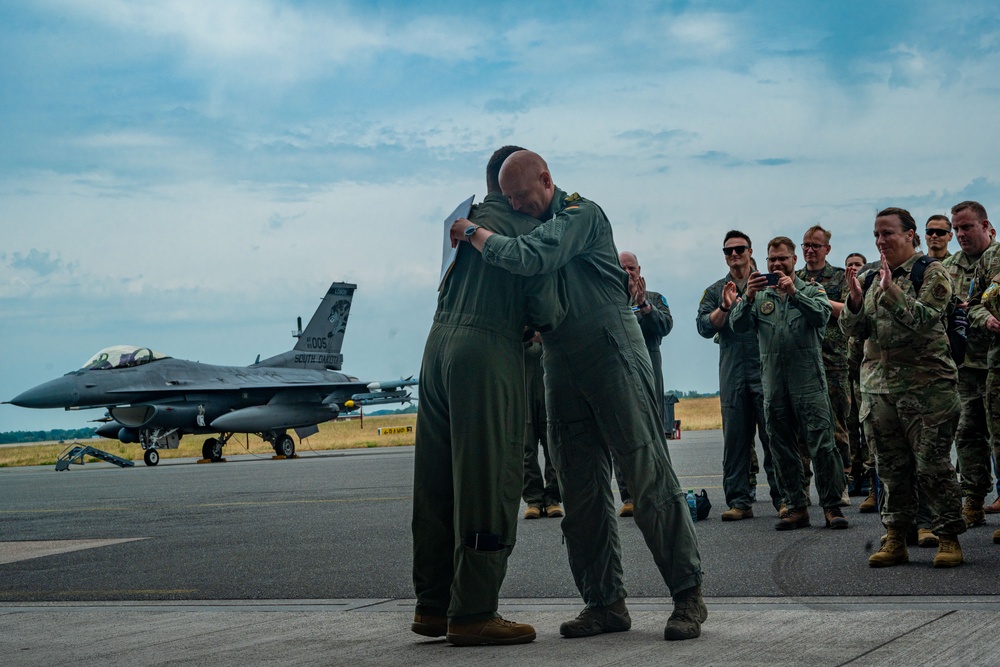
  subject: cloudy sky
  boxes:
[3,0,1000,432]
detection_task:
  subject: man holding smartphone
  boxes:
[730,236,849,531]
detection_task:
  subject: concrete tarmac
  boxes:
[2,430,1000,665]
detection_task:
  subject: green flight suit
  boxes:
[796,263,851,471]
[482,187,703,605]
[522,339,560,509]
[697,276,779,511]
[730,276,846,511]
[614,288,672,503]
[943,241,997,499]
[412,193,565,624]
[840,253,964,536]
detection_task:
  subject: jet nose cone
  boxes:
[10,377,80,409]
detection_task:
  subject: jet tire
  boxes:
[143,449,160,466]
[275,434,295,458]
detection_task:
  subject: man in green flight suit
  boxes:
[697,231,781,520]
[613,249,674,517]
[730,236,849,531]
[411,146,566,646]
[451,149,705,642]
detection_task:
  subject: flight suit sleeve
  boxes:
[729,297,756,334]
[524,272,567,334]
[879,264,952,334]
[790,283,832,329]
[481,204,597,276]
[639,292,673,339]
[696,284,721,339]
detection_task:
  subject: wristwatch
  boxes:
[464,224,480,239]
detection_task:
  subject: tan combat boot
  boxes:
[933,535,964,568]
[916,528,939,548]
[859,489,877,513]
[963,496,986,527]
[868,526,909,567]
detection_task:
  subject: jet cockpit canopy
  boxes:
[82,345,170,370]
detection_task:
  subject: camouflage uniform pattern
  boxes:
[483,186,703,605]
[942,243,997,498]
[697,276,778,511]
[797,263,851,469]
[730,276,846,511]
[840,253,964,536]
[967,243,1000,494]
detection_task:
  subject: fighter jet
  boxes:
[7,282,416,466]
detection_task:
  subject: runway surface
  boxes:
[2,430,999,665]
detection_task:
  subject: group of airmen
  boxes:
[697,201,1000,570]
[406,142,1000,648]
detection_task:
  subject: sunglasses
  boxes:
[723,245,749,256]
[925,228,950,237]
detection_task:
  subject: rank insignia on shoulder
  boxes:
[565,192,581,203]
[760,301,775,315]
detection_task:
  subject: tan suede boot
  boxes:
[868,526,909,567]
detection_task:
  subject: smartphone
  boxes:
[763,272,781,286]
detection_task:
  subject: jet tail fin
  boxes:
[255,282,357,370]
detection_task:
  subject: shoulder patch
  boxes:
[565,192,581,204]
[933,283,948,300]
[660,294,669,307]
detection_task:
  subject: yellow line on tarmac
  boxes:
[0,496,411,514]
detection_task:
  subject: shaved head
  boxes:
[498,150,555,220]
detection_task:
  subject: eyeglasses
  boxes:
[925,228,951,237]
[801,242,825,250]
[723,245,748,256]
[767,255,792,262]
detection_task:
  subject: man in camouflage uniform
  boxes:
[964,203,1000,546]
[613,250,674,516]
[942,200,997,527]
[797,225,851,505]
[697,231,780,520]
[844,253,874,506]
[454,149,706,641]
[731,236,848,531]
[411,146,565,646]
[521,334,562,519]
[842,207,965,568]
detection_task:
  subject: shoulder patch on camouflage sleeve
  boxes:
[933,282,948,300]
